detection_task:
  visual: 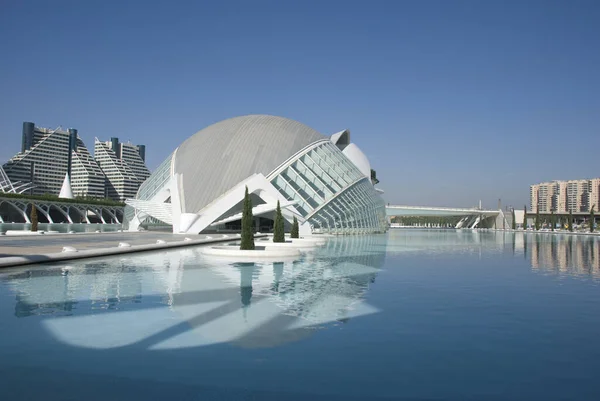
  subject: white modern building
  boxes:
[94,138,151,202]
[126,115,387,235]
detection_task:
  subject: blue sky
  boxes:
[1,0,598,209]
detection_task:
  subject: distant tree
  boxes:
[522,205,527,229]
[590,205,595,233]
[568,211,574,232]
[240,186,255,250]
[511,209,516,230]
[550,210,555,232]
[291,216,299,238]
[273,200,285,243]
[535,209,541,231]
[30,203,38,232]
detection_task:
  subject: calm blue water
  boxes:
[1,230,599,400]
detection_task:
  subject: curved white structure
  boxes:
[342,143,371,179]
[126,115,387,235]
[201,245,301,259]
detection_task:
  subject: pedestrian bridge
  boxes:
[386,205,508,229]
[0,196,124,225]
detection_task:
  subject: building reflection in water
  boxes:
[1,234,387,350]
[520,233,600,278]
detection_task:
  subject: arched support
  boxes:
[104,208,120,224]
[94,208,107,224]
[12,201,31,223]
[50,204,72,224]
[71,206,91,224]
[0,201,29,223]
[83,208,91,224]
[34,204,53,224]
[67,206,83,224]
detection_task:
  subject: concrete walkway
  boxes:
[0,232,262,268]
[0,232,206,257]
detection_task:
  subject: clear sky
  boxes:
[1,0,598,209]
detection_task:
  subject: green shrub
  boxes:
[291,216,299,238]
[240,186,255,250]
[273,200,285,243]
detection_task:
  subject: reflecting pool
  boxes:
[1,230,600,400]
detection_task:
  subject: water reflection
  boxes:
[523,233,600,278]
[0,235,387,350]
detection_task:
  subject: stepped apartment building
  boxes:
[2,122,105,198]
[2,122,150,201]
[530,178,600,213]
[94,137,151,202]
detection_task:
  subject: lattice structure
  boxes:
[0,165,34,194]
[0,195,123,224]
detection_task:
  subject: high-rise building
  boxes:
[530,178,598,213]
[94,137,150,202]
[530,184,540,212]
[590,178,600,212]
[71,136,106,198]
[557,181,568,213]
[530,181,558,213]
[3,122,105,197]
[567,180,589,213]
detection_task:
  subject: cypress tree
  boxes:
[568,211,574,232]
[240,186,255,250]
[550,210,555,232]
[273,200,285,243]
[511,209,516,230]
[590,205,595,233]
[535,209,540,230]
[30,203,38,232]
[291,216,299,238]
[522,205,527,230]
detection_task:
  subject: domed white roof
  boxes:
[342,143,371,179]
[173,115,325,213]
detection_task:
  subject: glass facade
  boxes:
[269,141,387,234]
[137,152,174,201]
[124,152,174,228]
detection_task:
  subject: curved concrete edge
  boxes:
[2,230,126,237]
[287,237,328,245]
[0,234,268,269]
[255,239,321,249]
[201,245,301,259]
[273,235,329,244]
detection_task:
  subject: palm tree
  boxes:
[30,203,38,232]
